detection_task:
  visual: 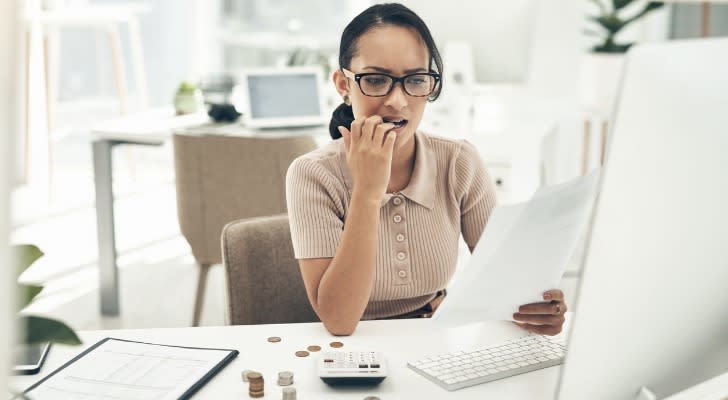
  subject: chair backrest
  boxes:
[221,214,319,325]
[173,133,317,265]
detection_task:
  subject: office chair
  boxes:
[221,214,319,325]
[172,133,317,326]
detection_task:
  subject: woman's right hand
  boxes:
[338,116,397,202]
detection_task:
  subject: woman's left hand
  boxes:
[513,289,567,336]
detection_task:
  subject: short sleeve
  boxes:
[452,140,498,251]
[285,157,345,259]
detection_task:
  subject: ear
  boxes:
[332,69,349,97]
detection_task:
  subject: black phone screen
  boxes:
[13,342,51,375]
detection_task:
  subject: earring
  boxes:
[343,94,351,106]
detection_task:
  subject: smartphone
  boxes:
[13,342,51,375]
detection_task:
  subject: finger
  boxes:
[513,313,564,326]
[350,119,364,142]
[543,289,564,301]
[518,301,559,315]
[362,115,384,141]
[338,126,351,152]
[515,319,564,336]
[383,130,397,154]
[373,122,395,147]
[526,323,562,336]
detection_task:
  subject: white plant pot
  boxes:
[578,53,626,117]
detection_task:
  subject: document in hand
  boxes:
[432,168,601,326]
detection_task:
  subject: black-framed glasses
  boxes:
[342,68,440,97]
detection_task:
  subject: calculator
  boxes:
[317,351,387,385]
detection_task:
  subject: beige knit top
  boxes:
[285,131,498,319]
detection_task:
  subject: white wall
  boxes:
[0,0,21,388]
[56,0,205,107]
[397,0,536,83]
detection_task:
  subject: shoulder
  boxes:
[287,139,345,188]
[417,131,482,167]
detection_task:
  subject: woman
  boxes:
[286,3,566,336]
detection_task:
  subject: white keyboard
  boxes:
[407,335,565,391]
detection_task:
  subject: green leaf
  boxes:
[612,0,635,11]
[591,15,626,34]
[583,28,605,37]
[622,1,665,27]
[19,315,82,346]
[18,284,43,311]
[12,244,44,280]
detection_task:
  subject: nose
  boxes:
[384,81,408,110]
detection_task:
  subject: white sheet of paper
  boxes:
[25,339,234,400]
[433,169,601,326]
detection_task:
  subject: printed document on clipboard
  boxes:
[20,338,238,400]
[433,168,601,326]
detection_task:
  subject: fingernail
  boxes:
[543,292,552,300]
[513,313,521,321]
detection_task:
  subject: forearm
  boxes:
[316,191,380,335]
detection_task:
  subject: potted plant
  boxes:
[14,244,82,345]
[580,0,664,113]
[173,81,204,115]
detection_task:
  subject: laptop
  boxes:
[237,66,327,129]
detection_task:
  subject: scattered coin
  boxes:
[363,397,381,400]
[307,345,322,352]
[277,370,294,386]
[282,386,297,400]
[329,341,344,348]
[295,350,310,357]
[267,336,282,343]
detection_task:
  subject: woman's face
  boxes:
[334,25,431,152]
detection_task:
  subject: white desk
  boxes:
[11,319,563,399]
[90,108,330,315]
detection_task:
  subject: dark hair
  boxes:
[329,3,444,139]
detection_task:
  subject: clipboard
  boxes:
[20,337,239,400]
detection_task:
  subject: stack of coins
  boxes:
[247,372,264,398]
[241,370,256,382]
[282,386,297,400]
[277,371,294,386]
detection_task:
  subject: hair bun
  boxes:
[328,102,354,139]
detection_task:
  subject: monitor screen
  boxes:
[556,38,728,399]
[247,73,322,119]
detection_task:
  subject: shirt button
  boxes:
[393,197,402,206]
[398,270,407,278]
[396,233,405,242]
[393,214,402,223]
[397,252,406,261]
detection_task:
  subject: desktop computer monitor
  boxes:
[556,38,728,399]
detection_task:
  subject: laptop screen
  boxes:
[248,74,321,119]
[240,67,326,129]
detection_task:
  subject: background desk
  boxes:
[90,108,330,316]
[12,319,563,400]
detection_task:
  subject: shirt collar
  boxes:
[338,132,436,210]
